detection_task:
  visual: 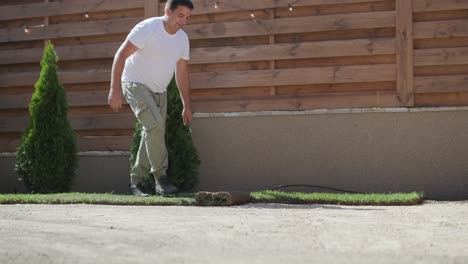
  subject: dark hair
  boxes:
[165,0,194,11]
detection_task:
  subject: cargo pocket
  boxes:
[134,101,159,131]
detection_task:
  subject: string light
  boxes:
[210,0,300,20]
[22,24,45,34]
[23,1,299,35]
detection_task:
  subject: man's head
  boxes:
[165,0,194,11]
[164,0,193,32]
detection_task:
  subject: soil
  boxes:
[0,201,467,263]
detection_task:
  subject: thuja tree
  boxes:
[130,78,200,192]
[15,41,77,193]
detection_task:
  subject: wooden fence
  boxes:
[0,0,467,152]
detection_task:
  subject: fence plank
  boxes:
[0,136,133,152]
[415,92,468,106]
[396,0,414,106]
[1,63,396,88]
[180,0,390,15]
[0,42,121,65]
[413,9,468,23]
[78,136,132,151]
[414,37,468,49]
[0,38,395,65]
[190,64,396,89]
[0,90,120,110]
[415,65,468,76]
[415,75,468,93]
[192,91,399,112]
[185,11,395,40]
[145,0,159,19]
[268,9,276,96]
[191,81,395,99]
[66,90,112,107]
[191,87,272,99]
[414,47,468,66]
[0,137,20,153]
[414,19,468,39]
[0,0,144,21]
[190,38,396,64]
[0,113,135,133]
[275,54,395,69]
[0,94,31,110]
[413,0,468,12]
[2,11,394,43]
[0,17,139,43]
[0,71,111,88]
[276,81,396,95]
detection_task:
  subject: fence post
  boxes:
[396,0,414,107]
[44,0,49,46]
[145,0,160,19]
[268,9,276,96]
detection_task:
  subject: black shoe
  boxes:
[129,184,149,197]
[155,176,178,196]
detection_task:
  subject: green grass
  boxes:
[0,193,196,206]
[250,190,425,206]
[0,191,425,206]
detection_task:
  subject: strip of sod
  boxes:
[0,191,424,206]
[0,193,196,206]
[250,190,425,205]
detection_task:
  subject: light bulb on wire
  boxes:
[23,26,30,33]
[209,1,299,20]
[84,12,89,18]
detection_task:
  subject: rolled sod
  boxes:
[195,191,252,206]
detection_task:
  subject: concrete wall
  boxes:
[1,108,467,200]
[190,108,468,200]
[0,153,130,194]
[0,154,17,193]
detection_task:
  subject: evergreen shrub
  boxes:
[15,41,77,193]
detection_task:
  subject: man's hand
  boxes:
[176,59,192,126]
[108,88,123,112]
[182,107,192,126]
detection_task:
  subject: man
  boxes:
[108,0,193,196]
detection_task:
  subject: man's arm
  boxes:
[175,59,192,126]
[108,40,139,112]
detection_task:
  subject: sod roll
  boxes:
[195,191,251,206]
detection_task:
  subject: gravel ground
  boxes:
[0,201,467,264]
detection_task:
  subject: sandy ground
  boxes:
[0,201,467,264]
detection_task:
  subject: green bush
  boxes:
[15,41,77,193]
[130,78,200,192]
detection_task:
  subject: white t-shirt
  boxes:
[122,17,190,93]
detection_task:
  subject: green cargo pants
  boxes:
[122,81,168,185]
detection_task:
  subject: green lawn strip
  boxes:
[0,191,424,206]
[250,190,425,205]
[0,193,196,206]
